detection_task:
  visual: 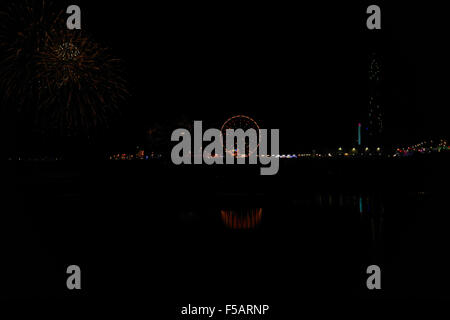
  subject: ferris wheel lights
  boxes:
[171,119,280,175]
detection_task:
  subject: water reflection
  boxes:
[314,193,384,215]
[315,192,384,249]
[220,208,263,230]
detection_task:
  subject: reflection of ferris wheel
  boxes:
[220,115,260,158]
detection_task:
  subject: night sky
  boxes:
[5,1,449,155]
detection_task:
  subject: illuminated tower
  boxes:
[367,54,383,146]
[358,122,362,146]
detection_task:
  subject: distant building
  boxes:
[367,54,384,147]
[136,147,145,160]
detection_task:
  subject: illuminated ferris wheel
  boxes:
[220,115,260,158]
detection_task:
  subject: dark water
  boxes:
[5,158,450,309]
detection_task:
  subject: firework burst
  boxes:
[0,0,61,110]
[0,0,128,132]
[36,28,128,130]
